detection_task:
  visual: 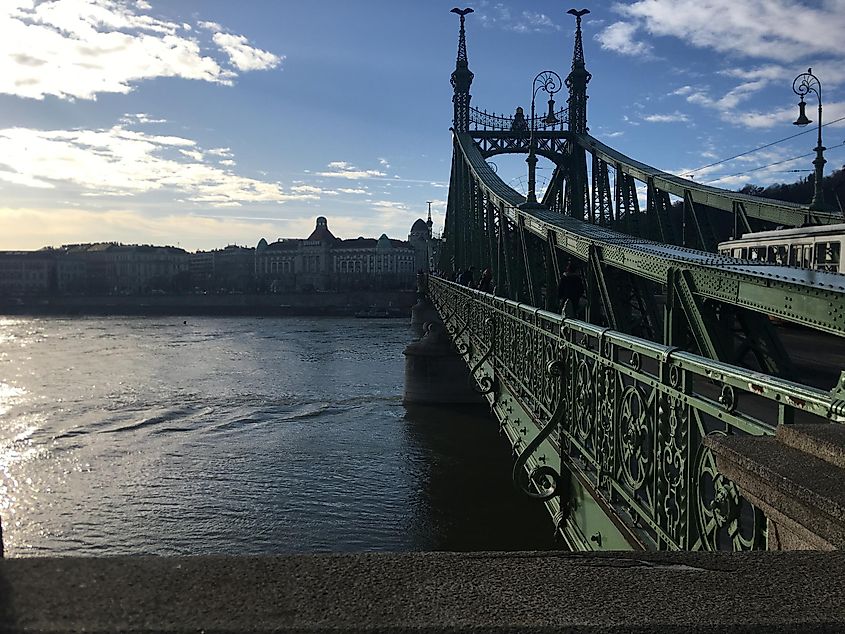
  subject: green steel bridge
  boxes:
[427,8,845,551]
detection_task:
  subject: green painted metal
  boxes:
[579,133,841,227]
[682,189,717,252]
[517,216,535,306]
[438,6,845,551]
[450,8,474,134]
[667,267,728,362]
[428,276,843,550]
[452,130,845,339]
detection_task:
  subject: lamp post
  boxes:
[792,68,826,217]
[526,70,562,204]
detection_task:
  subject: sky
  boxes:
[0,0,843,252]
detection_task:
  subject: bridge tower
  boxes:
[450,8,474,133]
[564,9,591,222]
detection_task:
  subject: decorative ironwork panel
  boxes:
[469,106,568,132]
[428,276,839,552]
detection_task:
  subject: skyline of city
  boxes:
[0,214,436,297]
[3,213,436,253]
[0,1,843,251]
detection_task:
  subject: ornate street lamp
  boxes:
[526,70,562,204]
[792,68,826,217]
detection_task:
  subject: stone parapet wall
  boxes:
[1,551,844,632]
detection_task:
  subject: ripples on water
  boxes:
[0,316,552,557]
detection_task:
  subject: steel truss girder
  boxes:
[616,169,641,236]
[683,189,716,252]
[452,131,845,339]
[646,177,675,244]
[577,133,840,227]
[588,245,661,338]
[470,131,569,160]
[586,245,618,329]
[517,216,536,306]
[735,310,793,378]
[591,155,614,225]
[541,164,566,213]
[666,266,732,362]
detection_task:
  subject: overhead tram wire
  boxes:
[684,114,845,178]
[702,140,845,185]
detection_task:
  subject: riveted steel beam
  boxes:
[578,133,839,227]
[666,266,730,362]
[453,132,845,340]
[587,244,618,329]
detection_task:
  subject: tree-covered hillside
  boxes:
[738,165,845,214]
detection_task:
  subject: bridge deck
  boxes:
[456,132,845,337]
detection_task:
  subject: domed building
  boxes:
[255,217,422,292]
[408,206,436,273]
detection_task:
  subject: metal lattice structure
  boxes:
[432,8,845,550]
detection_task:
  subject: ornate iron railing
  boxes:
[469,106,567,132]
[427,275,840,551]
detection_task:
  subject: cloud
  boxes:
[338,188,367,195]
[367,199,420,234]
[197,20,222,31]
[642,112,691,123]
[0,206,292,251]
[479,4,561,33]
[731,100,845,129]
[212,32,281,72]
[290,184,339,196]
[179,148,204,161]
[317,161,387,180]
[598,1,845,131]
[675,145,823,189]
[682,80,768,112]
[595,21,654,58]
[0,124,316,206]
[603,0,845,62]
[0,0,282,101]
[120,112,167,124]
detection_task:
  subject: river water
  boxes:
[0,316,552,557]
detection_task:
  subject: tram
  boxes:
[717,223,845,274]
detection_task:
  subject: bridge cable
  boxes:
[702,140,845,184]
[685,114,845,178]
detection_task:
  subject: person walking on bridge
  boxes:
[477,267,493,293]
[458,266,475,287]
[557,261,583,318]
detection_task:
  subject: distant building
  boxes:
[256,216,421,292]
[408,207,437,272]
[55,250,87,294]
[0,215,437,297]
[0,251,55,295]
[214,245,255,292]
[61,243,189,295]
[191,245,255,293]
[188,251,215,290]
